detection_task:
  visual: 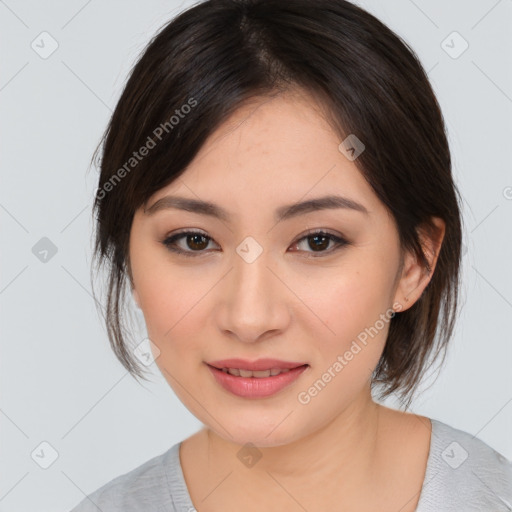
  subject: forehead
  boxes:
[144,91,386,223]
[191,90,338,170]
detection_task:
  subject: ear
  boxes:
[393,217,445,313]
[125,252,141,308]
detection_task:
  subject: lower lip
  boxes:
[206,364,309,398]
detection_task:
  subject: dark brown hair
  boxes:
[89,0,464,409]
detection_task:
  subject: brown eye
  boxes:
[306,234,330,251]
[290,230,349,257]
[161,230,217,257]
[185,233,209,251]
[161,229,349,258]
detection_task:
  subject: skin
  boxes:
[128,88,445,511]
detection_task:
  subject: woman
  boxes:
[71,0,512,510]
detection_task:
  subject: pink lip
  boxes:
[205,362,309,399]
[207,358,308,371]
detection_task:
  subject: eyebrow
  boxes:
[144,194,370,222]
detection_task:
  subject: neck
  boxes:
[204,388,382,492]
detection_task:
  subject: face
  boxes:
[128,90,421,448]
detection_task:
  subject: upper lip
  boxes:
[206,358,308,371]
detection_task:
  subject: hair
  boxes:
[89,0,464,409]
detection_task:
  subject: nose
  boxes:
[215,247,291,344]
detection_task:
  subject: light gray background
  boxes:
[1,1,511,510]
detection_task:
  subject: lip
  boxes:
[206,358,308,371]
[205,362,309,399]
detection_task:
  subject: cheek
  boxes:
[289,277,391,430]
[296,262,392,339]
[301,266,393,381]
[136,265,214,369]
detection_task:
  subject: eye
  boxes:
[161,229,218,257]
[160,229,349,257]
[289,229,349,257]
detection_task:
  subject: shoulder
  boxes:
[417,418,512,511]
[68,442,183,512]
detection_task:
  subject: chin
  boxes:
[211,415,305,448]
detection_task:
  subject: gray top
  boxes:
[69,418,512,511]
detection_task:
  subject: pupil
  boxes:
[188,234,207,250]
[309,235,328,251]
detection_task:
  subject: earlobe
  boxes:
[393,250,425,312]
[393,217,445,312]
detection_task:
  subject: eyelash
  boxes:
[160,229,349,258]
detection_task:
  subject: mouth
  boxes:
[205,361,310,398]
[206,358,309,376]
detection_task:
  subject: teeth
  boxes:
[240,368,257,377]
[221,367,291,378]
